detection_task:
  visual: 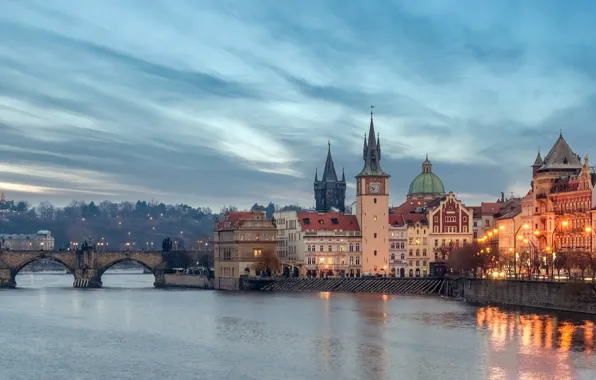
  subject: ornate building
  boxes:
[314,142,346,213]
[0,230,55,251]
[213,211,277,279]
[528,133,596,254]
[356,110,390,275]
[388,216,408,277]
[407,156,446,201]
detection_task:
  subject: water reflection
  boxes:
[476,306,596,379]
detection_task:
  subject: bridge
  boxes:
[0,249,181,288]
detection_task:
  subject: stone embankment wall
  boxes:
[462,279,596,314]
[262,277,445,295]
[163,274,212,289]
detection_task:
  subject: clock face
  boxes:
[370,183,380,194]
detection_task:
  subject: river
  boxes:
[0,274,595,380]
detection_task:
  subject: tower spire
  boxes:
[341,166,345,182]
[315,167,318,182]
[357,106,389,177]
[321,141,338,182]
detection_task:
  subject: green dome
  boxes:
[408,156,445,197]
[408,172,445,195]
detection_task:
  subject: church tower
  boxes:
[356,107,390,275]
[314,142,346,212]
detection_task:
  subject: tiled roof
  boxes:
[497,208,521,220]
[297,212,360,231]
[539,133,582,171]
[468,206,482,219]
[389,200,429,225]
[216,211,265,229]
[481,202,502,216]
[388,214,405,226]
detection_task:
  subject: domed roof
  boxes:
[408,156,446,197]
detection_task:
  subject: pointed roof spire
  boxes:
[315,167,318,182]
[321,140,339,182]
[357,106,390,178]
[540,132,582,171]
[532,147,543,167]
[341,166,345,182]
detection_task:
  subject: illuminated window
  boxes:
[253,249,262,257]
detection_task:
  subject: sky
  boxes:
[1,0,596,211]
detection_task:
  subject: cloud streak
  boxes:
[1,0,596,209]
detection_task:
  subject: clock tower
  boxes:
[356,107,390,275]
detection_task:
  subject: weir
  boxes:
[261,277,450,296]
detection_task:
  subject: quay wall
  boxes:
[163,274,212,289]
[462,279,596,315]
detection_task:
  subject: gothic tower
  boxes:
[314,142,346,213]
[356,107,390,275]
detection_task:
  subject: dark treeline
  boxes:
[0,199,307,249]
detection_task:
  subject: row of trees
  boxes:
[447,243,596,281]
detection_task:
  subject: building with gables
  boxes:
[526,132,596,255]
[213,211,277,278]
[314,142,346,213]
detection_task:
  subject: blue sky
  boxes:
[1,0,596,210]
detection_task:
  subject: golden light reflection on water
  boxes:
[477,306,596,380]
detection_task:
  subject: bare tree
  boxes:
[252,250,280,276]
[37,201,55,220]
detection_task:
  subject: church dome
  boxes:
[407,156,445,198]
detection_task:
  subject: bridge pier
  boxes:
[0,268,16,288]
[73,269,102,288]
[153,270,165,288]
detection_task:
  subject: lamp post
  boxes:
[512,221,529,279]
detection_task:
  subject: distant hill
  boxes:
[0,199,308,249]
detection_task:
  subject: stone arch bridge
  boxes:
[0,250,184,288]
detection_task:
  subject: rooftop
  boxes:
[297,212,360,231]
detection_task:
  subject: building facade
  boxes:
[529,133,596,254]
[314,142,346,213]
[428,192,474,265]
[355,112,390,275]
[300,212,363,277]
[273,210,304,276]
[0,230,55,251]
[213,211,277,278]
[388,216,408,277]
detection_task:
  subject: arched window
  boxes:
[355,243,360,251]
[391,242,395,249]
[350,256,354,265]
[307,257,311,265]
[409,269,414,277]
[320,245,323,252]
[409,249,413,256]
[307,245,311,252]
[355,257,360,265]
[434,226,439,233]
[423,249,427,256]
[349,243,354,252]
[401,242,405,249]
[416,249,420,256]
[400,253,405,260]
[328,245,332,252]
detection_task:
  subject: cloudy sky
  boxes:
[1,0,596,210]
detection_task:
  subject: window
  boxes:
[423,249,427,256]
[374,198,377,204]
[253,249,262,257]
[355,257,360,265]
[391,243,395,249]
[409,249,413,256]
[434,226,439,233]
[391,254,395,260]
[416,260,420,267]
[434,239,438,247]
[416,249,420,256]
[374,250,377,256]
[373,215,377,221]
[307,245,311,252]
[473,221,477,227]
[374,233,377,238]
[401,253,405,260]
[462,226,468,233]
[355,243,360,251]
[320,245,323,252]
[350,256,354,265]
[328,245,332,252]
[349,243,354,252]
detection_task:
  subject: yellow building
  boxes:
[406,220,431,277]
[213,211,277,279]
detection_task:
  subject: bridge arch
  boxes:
[14,255,75,276]
[97,257,158,284]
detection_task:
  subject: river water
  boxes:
[0,274,595,380]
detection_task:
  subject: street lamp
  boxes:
[512,223,529,279]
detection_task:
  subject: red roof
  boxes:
[481,202,501,216]
[389,200,428,225]
[297,212,360,231]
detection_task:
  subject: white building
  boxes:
[388,216,408,277]
[273,210,305,275]
[0,230,55,251]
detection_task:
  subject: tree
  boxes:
[87,201,99,217]
[37,201,55,220]
[14,201,29,212]
[554,253,567,279]
[576,252,591,280]
[447,242,483,277]
[252,250,280,276]
[198,254,209,268]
